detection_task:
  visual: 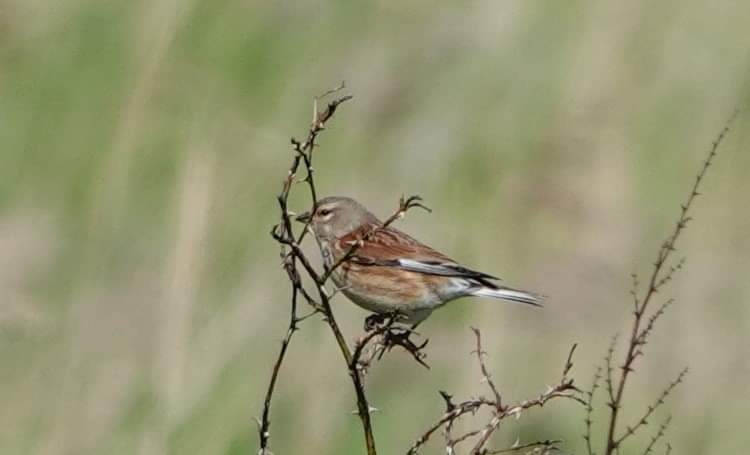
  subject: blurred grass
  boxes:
[1,0,749,454]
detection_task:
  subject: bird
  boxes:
[295,196,542,325]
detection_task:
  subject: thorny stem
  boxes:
[258,134,311,452]
[471,327,502,407]
[486,439,563,454]
[259,90,380,454]
[641,416,672,455]
[613,369,687,447]
[583,366,602,455]
[407,330,582,455]
[262,90,431,455]
[468,343,580,455]
[257,280,299,451]
[603,111,738,454]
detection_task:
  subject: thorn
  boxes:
[350,405,380,415]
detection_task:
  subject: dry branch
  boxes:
[260,88,436,455]
[259,87,371,454]
[586,110,740,455]
[407,329,583,455]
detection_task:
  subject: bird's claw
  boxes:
[364,313,387,331]
[357,312,430,370]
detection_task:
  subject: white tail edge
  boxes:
[470,287,544,307]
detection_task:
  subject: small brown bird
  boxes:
[296,196,542,324]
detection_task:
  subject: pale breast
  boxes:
[337,262,445,312]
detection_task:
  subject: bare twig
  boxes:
[408,397,496,454]
[407,330,582,455]
[486,439,563,454]
[468,348,583,455]
[260,90,374,454]
[604,335,618,407]
[614,368,687,446]
[641,416,672,455]
[257,270,300,452]
[471,327,503,406]
[583,366,602,455]
[601,111,738,455]
[262,90,437,455]
[292,93,381,455]
[635,299,675,349]
[440,391,460,452]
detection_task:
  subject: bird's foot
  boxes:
[378,328,430,369]
[364,313,387,331]
[356,312,430,370]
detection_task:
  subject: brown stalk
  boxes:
[583,366,602,455]
[407,329,583,455]
[601,111,739,455]
[259,87,374,453]
[261,86,434,455]
[486,439,563,454]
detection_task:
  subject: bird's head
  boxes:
[296,196,377,240]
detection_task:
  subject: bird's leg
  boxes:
[360,311,430,368]
[356,313,397,373]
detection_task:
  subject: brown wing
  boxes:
[336,224,500,282]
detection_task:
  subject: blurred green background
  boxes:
[1,0,749,454]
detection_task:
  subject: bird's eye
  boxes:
[318,208,332,217]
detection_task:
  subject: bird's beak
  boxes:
[295,211,311,223]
